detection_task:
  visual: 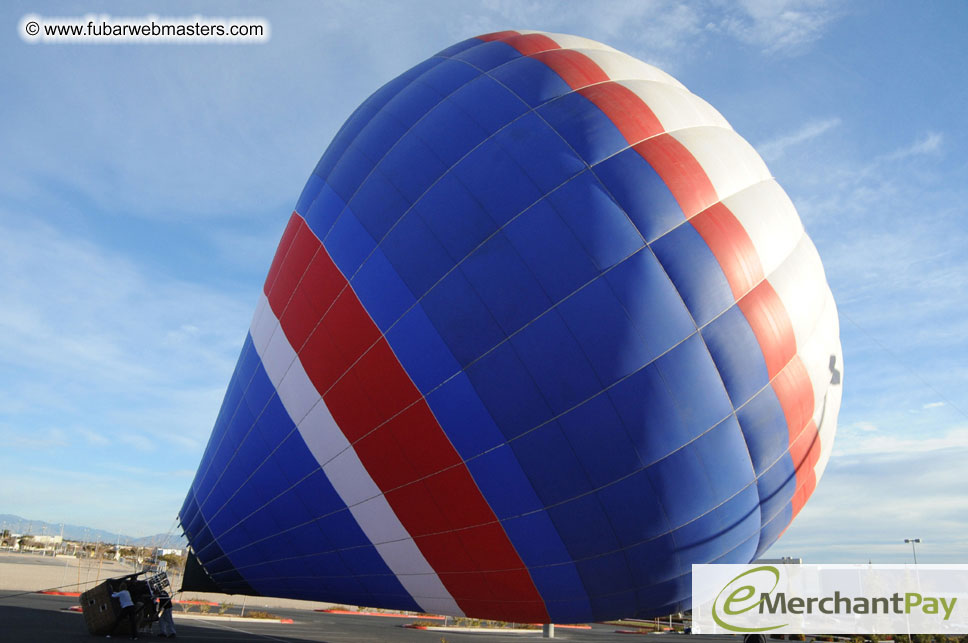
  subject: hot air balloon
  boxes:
[179,30,843,624]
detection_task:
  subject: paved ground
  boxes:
[0,591,738,643]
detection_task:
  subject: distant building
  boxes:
[154,548,184,557]
[755,556,802,564]
[32,535,63,546]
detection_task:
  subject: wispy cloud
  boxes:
[882,131,944,161]
[715,0,843,55]
[757,117,841,161]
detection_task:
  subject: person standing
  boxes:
[106,582,139,640]
[156,595,177,638]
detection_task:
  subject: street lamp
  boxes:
[904,538,921,564]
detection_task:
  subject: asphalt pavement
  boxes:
[0,591,741,643]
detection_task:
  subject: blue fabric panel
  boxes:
[539,92,629,166]
[557,276,655,389]
[326,144,377,203]
[351,108,409,168]
[380,132,448,203]
[352,247,416,331]
[318,509,372,551]
[465,340,553,440]
[625,533,683,586]
[448,74,529,136]
[292,469,345,519]
[453,136,542,227]
[549,171,645,270]
[511,419,593,506]
[645,442,716,530]
[398,56,445,82]
[420,266,504,366]
[435,37,482,58]
[702,305,770,407]
[359,575,421,612]
[315,105,378,180]
[324,207,376,277]
[510,309,602,414]
[266,485,313,533]
[558,392,642,489]
[460,233,551,335]
[381,81,444,130]
[343,545,391,576]
[503,198,598,303]
[464,443,543,518]
[253,397,293,452]
[243,363,276,417]
[605,249,695,364]
[304,182,346,240]
[279,521,330,558]
[736,386,794,476]
[413,57,481,96]
[315,73,412,177]
[385,303,461,394]
[755,501,793,559]
[653,334,733,440]
[525,564,588,602]
[414,172,497,263]
[347,170,409,241]
[490,56,572,107]
[424,372,505,458]
[501,510,574,567]
[452,39,522,71]
[713,531,761,565]
[593,147,684,242]
[607,363,693,466]
[547,494,620,560]
[755,459,796,528]
[411,99,488,168]
[592,589,638,623]
[651,222,734,327]
[380,209,454,298]
[295,173,324,216]
[596,469,670,548]
[692,416,756,506]
[545,597,596,625]
[241,460,291,510]
[577,551,635,597]
[495,112,586,194]
[271,431,321,487]
[671,484,760,565]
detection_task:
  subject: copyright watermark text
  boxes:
[19,14,270,44]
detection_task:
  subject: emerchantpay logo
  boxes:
[693,564,968,634]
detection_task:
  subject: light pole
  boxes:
[904,538,921,564]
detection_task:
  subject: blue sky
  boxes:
[1,0,965,563]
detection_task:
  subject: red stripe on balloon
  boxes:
[577,83,665,146]
[475,30,522,43]
[690,202,765,301]
[770,358,819,516]
[737,282,797,381]
[633,134,719,218]
[263,214,549,623]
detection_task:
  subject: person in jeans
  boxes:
[106,582,139,640]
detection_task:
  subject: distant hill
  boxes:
[0,514,187,549]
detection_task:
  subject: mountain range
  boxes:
[0,513,187,549]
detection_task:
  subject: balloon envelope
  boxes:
[180,30,843,623]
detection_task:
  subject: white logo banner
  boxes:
[692,564,968,634]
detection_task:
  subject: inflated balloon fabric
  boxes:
[180,30,843,623]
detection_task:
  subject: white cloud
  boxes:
[882,131,944,161]
[923,401,946,409]
[757,117,841,161]
[715,0,842,54]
